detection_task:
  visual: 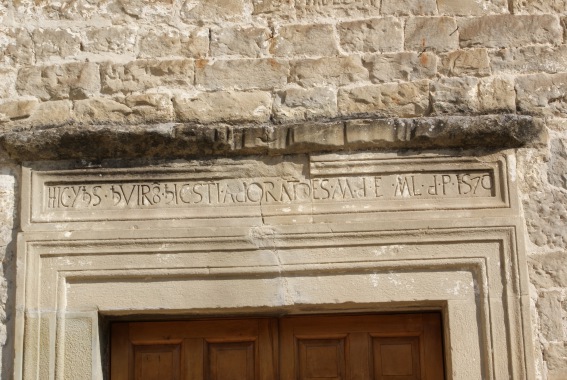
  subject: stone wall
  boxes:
[0,0,566,378]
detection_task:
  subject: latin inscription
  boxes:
[45,171,494,210]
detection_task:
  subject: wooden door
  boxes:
[279,314,444,380]
[111,318,278,380]
[111,313,444,380]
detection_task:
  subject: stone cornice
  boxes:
[0,114,546,161]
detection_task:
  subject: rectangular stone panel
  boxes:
[22,153,511,227]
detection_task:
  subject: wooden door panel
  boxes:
[206,341,256,380]
[133,344,181,380]
[297,338,346,380]
[372,337,420,380]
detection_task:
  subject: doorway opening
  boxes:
[111,313,444,379]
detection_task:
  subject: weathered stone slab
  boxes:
[32,28,81,61]
[272,24,338,57]
[273,87,338,122]
[364,52,437,83]
[405,17,459,52]
[338,80,429,118]
[459,15,562,48]
[490,45,567,74]
[83,26,138,54]
[381,0,437,15]
[211,26,271,58]
[139,27,209,58]
[437,0,508,15]
[291,56,368,87]
[252,0,381,19]
[195,59,289,91]
[431,77,479,115]
[440,49,491,77]
[516,73,567,117]
[338,17,404,53]
[181,0,246,21]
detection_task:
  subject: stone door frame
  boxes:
[14,151,536,379]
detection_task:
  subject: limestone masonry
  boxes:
[0,0,567,379]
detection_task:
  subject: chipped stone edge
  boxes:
[0,114,546,161]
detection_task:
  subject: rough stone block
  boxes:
[181,0,245,21]
[530,252,567,288]
[0,28,34,65]
[139,27,209,58]
[0,68,17,99]
[290,56,368,87]
[338,17,403,53]
[74,97,132,124]
[440,49,491,77]
[549,138,567,190]
[431,77,480,114]
[173,91,272,124]
[524,188,567,248]
[381,0,437,15]
[345,119,397,144]
[478,76,515,113]
[100,59,194,95]
[364,52,437,83]
[438,0,508,15]
[196,58,289,91]
[538,291,564,342]
[83,27,137,54]
[123,93,175,123]
[516,73,567,117]
[291,123,345,147]
[27,100,73,127]
[513,0,567,14]
[32,28,81,60]
[338,80,429,117]
[271,24,338,57]
[252,0,381,19]
[490,45,567,74]
[17,62,101,101]
[459,15,562,48]
[273,87,337,123]
[405,17,459,53]
[0,98,38,122]
[544,343,567,380]
[211,26,271,58]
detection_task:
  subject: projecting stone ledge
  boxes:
[0,114,546,161]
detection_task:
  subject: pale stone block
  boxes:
[0,28,34,66]
[538,291,564,342]
[139,27,209,59]
[17,62,101,101]
[345,119,396,144]
[440,48,491,77]
[181,0,246,21]
[28,100,73,127]
[271,24,338,57]
[431,77,480,114]
[252,0,381,19]
[479,76,515,113]
[74,97,132,123]
[0,68,17,99]
[459,15,562,48]
[64,318,93,380]
[338,17,403,53]
[544,343,567,380]
[0,98,38,122]
[124,93,175,123]
[84,26,137,54]
[292,123,344,147]
[273,87,338,123]
[364,52,437,83]
[195,58,289,91]
[490,45,567,74]
[173,91,272,124]
[438,0,509,15]
[211,26,271,58]
[381,0,437,15]
[338,80,429,117]
[549,138,567,190]
[516,73,567,117]
[405,17,459,52]
[290,56,368,87]
[523,188,567,248]
[32,28,81,60]
[100,59,194,95]
[513,0,567,14]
